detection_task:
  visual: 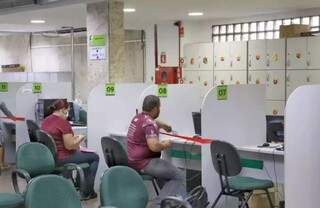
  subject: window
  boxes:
[212,15,320,42]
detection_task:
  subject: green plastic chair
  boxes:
[12,142,85,196]
[24,175,81,208]
[0,193,24,208]
[210,140,274,208]
[100,166,149,208]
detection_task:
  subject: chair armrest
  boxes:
[11,169,31,194]
[61,163,86,194]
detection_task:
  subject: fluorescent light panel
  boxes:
[124,8,136,13]
[188,12,204,16]
[30,20,46,24]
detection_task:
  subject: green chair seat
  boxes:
[227,176,274,191]
[0,193,24,208]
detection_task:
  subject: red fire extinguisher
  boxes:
[160,52,166,64]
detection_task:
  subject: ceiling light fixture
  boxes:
[188,12,204,16]
[123,8,136,13]
[30,20,46,24]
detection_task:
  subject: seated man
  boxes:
[127,95,186,206]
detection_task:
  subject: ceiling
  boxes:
[0,0,320,32]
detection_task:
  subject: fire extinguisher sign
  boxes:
[158,84,168,97]
[160,52,166,64]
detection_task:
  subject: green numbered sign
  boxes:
[158,84,168,97]
[105,83,115,96]
[217,85,228,100]
[32,83,42,94]
[0,82,8,93]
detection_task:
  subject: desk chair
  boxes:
[34,130,89,197]
[100,166,149,208]
[26,120,39,142]
[24,175,81,208]
[210,140,274,208]
[0,192,24,208]
[101,136,160,195]
[0,120,15,166]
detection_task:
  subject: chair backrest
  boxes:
[210,140,241,177]
[25,175,81,208]
[100,166,149,208]
[101,136,128,167]
[0,120,15,142]
[35,130,57,159]
[26,120,40,142]
[16,142,55,177]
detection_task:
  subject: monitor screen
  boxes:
[192,112,201,136]
[266,115,284,143]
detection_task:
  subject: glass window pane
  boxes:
[266,21,274,30]
[275,20,283,30]
[235,24,241,33]
[292,18,300,24]
[274,31,280,39]
[258,32,265,39]
[250,33,257,40]
[311,27,319,32]
[213,26,219,34]
[311,16,320,27]
[242,34,249,41]
[228,25,234,33]
[283,19,291,25]
[266,32,273,39]
[220,35,226,42]
[214,36,219,42]
[258,22,265,31]
[235,34,241,41]
[227,35,234,41]
[242,23,249,32]
[250,22,257,32]
[302,17,310,25]
[220,25,226,34]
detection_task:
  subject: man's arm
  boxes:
[146,137,172,152]
[156,120,172,132]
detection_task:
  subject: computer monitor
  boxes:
[192,112,201,136]
[68,102,75,122]
[266,115,284,143]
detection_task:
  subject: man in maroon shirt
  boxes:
[127,95,186,206]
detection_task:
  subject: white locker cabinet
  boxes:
[229,41,247,70]
[307,36,320,69]
[266,39,286,70]
[199,71,214,87]
[266,70,286,100]
[198,43,214,70]
[248,40,267,70]
[184,44,198,69]
[286,70,309,99]
[266,100,285,116]
[214,42,230,70]
[214,71,231,86]
[308,70,320,84]
[229,71,247,85]
[182,70,198,84]
[248,71,266,85]
[287,37,307,70]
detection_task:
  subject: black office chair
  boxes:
[210,140,274,208]
[101,136,160,195]
[34,130,89,198]
[26,120,40,142]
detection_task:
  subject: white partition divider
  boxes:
[87,83,149,188]
[285,85,320,208]
[0,83,26,163]
[138,84,209,135]
[201,84,266,206]
[15,82,71,149]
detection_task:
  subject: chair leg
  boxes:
[151,178,160,195]
[211,191,223,208]
[265,189,274,208]
[240,192,252,208]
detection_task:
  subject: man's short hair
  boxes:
[142,95,160,112]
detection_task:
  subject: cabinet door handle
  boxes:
[249,59,252,67]
[307,60,310,67]
[266,73,270,82]
[306,76,310,83]
[286,74,290,82]
[267,59,270,67]
[214,62,217,67]
[198,76,201,81]
[287,59,290,67]
[248,74,252,82]
[230,75,233,81]
[214,75,217,81]
[230,61,233,68]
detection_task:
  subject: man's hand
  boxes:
[161,140,172,149]
[156,120,172,132]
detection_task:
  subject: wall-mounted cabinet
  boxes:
[266,70,286,100]
[183,70,213,87]
[214,71,247,86]
[183,43,213,70]
[266,100,285,116]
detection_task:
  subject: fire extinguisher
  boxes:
[160,52,166,64]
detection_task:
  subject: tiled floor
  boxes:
[0,167,153,208]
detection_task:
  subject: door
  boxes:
[182,70,198,85]
[248,40,267,70]
[266,100,285,116]
[229,71,247,85]
[266,39,286,70]
[229,41,247,70]
[199,71,214,87]
[184,44,198,69]
[248,71,266,85]
[287,37,307,70]
[198,43,214,70]
[214,42,230,70]
[307,36,320,69]
[266,70,286,100]
[214,71,230,86]
[286,70,309,99]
